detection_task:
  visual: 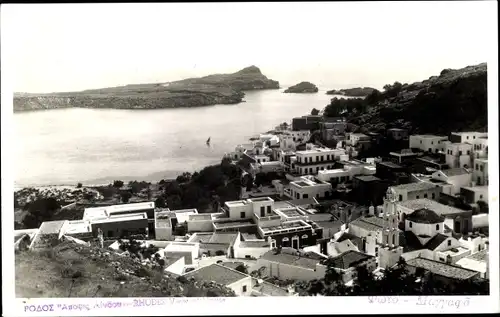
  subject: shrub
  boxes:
[215,250,225,256]
[135,267,152,278]
[77,183,83,188]
[115,273,129,281]
[113,180,124,188]
[177,276,188,283]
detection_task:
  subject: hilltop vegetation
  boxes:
[323,63,487,134]
[15,241,236,298]
[326,87,377,97]
[13,66,279,112]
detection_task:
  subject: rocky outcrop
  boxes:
[13,66,279,112]
[326,87,377,97]
[284,82,318,93]
[341,63,488,135]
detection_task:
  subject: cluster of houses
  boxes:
[14,115,490,296]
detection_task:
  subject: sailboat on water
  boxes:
[206,137,211,146]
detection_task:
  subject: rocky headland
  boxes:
[326,87,377,97]
[284,81,318,93]
[324,63,488,135]
[13,66,280,112]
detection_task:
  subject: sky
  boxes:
[1,1,497,93]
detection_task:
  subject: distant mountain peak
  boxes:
[236,65,262,74]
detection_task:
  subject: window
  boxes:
[392,235,395,245]
[431,141,434,145]
[480,165,484,172]
[424,194,428,198]
[467,150,470,155]
[436,224,440,230]
[242,285,247,293]
[476,164,479,170]
[416,195,420,199]
[480,194,483,199]
[399,195,403,201]
[240,212,246,219]
[271,239,276,248]
[267,206,271,214]
[467,136,469,140]
[260,206,265,217]
[327,155,330,160]
[303,194,309,199]
[432,193,436,199]
[459,151,462,156]
[107,230,113,237]
[447,240,451,246]
[409,222,413,228]
[420,140,422,144]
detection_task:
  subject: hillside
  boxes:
[284,81,319,93]
[324,63,487,135]
[15,241,236,298]
[13,66,279,112]
[326,87,377,97]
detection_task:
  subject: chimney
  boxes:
[369,205,375,216]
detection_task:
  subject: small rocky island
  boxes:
[284,81,319,93]
[13,66,280,112]
[326,87,377,97]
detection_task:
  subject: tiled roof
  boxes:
[466,249,488,262]
[397,199,470,216]
[184,264,248,285]
[424,234,449,251]
[406,258,479,280]
[402,231,424,252]
[261,250,321,269]
[390,182,437,192]
[328,250,374,269]
[406,208,444,224]
[337,232,363,249]
[350,215,386,232]
[441,168,470,177]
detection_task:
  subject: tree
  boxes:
[155,196,166,208]
[113,180,124,188]
[121,192,132,203]
[76,183,83,188]
[311,108,320,115]
[477,200,489,214]
[234,264,248,274]
[22,197,61,228]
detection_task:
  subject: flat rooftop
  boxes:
[225,200,250,208]
[377,161,403,169]
[260,220,311,234]
[64,220,92,234]
[261,250,321,270]
[355,175,381,182]
[390,182,438,192]
[188,214,212,221]
[92,212,147,224]
[296,147,339,155]
[165,242,198,252]
[189,232,238,245]
[406,258,479,280]
[213,220,255,229]
[184,264,249,285]
[276,207,306,218]
[462,185,488,192]
[248,197,274,203]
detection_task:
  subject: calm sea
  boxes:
[14,88,342,187]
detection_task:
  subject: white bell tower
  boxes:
[382,188,399,248]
